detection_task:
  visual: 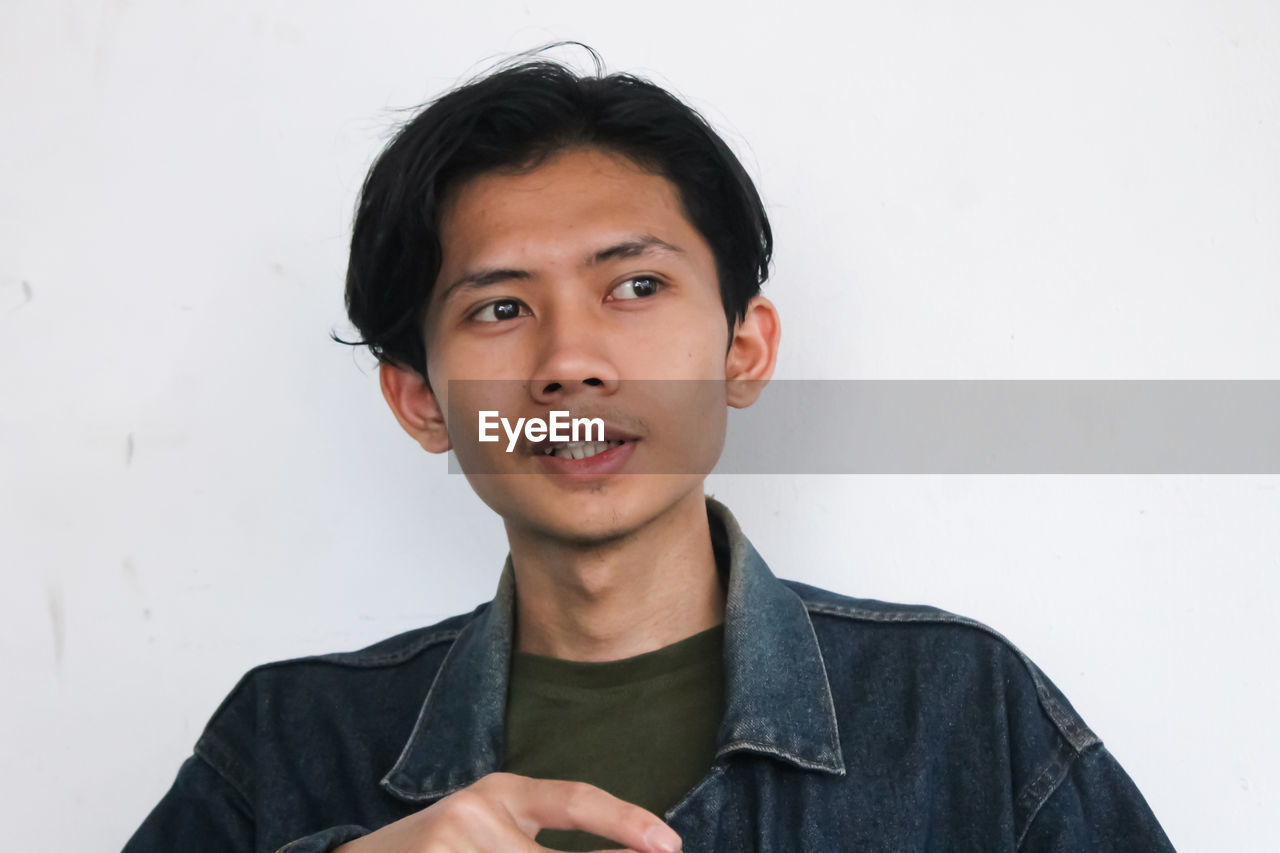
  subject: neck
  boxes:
[506,490,725,662]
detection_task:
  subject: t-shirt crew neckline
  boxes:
[509,623,725,691]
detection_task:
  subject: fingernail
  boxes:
[644,823,683,853]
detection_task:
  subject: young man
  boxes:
[125,58,1176,852]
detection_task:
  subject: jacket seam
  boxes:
[802,600,1099,753]
[193,731,255,810]
[1015,740,1103,850]
[258,627,465,673]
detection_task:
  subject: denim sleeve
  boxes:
[122,754,371,853]
[123,754,255,851]
[1018,743,1177,852]
[275,825,372,853]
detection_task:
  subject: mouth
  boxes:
[518,421,642,458]
[537,438,629,460]
[531,435,639,477]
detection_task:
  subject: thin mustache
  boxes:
[512,410,648,455]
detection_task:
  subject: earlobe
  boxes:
[379,362,453,453]
[725,295,782,408]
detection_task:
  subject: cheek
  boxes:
[442,379,529,459]
[687,318,733,374]
[431,339,511,383]
[640,305,730,376]
[654,380,728,475]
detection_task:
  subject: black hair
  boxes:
[333,49,773,379]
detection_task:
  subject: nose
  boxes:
[529,312,620,405]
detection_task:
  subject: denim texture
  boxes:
[124,497,1175,852]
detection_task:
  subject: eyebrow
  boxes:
[437,234,684,306]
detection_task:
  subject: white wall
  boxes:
[2,1,1276,849]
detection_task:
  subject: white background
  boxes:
[2,1,1277,849]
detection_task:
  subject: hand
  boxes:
[333,772,683,853]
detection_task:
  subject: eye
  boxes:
[471,298,528,323]
[610,276,663,300]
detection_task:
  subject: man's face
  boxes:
[421,146,733,544]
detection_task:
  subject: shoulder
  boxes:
[192,604,487,800]
[276,607,477,669]
[213,604,480,699]
[784,579,1109,841]
[783,578,1098,754]
[788,575,998,630]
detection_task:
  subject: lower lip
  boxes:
[533,440,638,477]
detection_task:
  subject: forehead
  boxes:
[436,147,700,266]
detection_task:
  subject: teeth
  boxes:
[543,439,625,460]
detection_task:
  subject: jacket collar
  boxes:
[381,496,845,802]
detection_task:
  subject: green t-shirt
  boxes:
[502,623,725,852]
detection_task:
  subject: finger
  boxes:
[500,776,683,853]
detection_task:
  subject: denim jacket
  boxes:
[125,497,1175,852]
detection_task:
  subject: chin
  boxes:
[478,474,703,547]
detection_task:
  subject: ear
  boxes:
[379,362,452,454]
[725,295,781,408]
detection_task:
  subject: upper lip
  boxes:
[517,417,642,456]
